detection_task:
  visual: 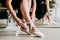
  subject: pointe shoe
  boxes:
[49,20,56,24]
[20,22,31,35]
[43,20,50,25]
[30,27,45,37]
[30,31,45,37]
[43,18,50,25]
[27,22,45,37]
[49,17,56,24]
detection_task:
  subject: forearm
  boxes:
[46,0,49,12]
[32,0,36,16]
[6,0,22,24]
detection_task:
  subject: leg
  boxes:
[6,0,30,35]
[45,12,50,22]
[20,0,44,37]
[31,0,36,22]
[43,12,50,24]
[20,0,32,22]
[44,12,56,24]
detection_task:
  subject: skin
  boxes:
[6,0,43,35]
[20,0,36,22]
[44,0,50,21]
[31,0,36,22]
[6,0,24,26]
[6,0,36,27]
[20,0,38,32]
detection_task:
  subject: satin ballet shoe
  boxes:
[29,26,45,37]
[49,20,56,24]
[43,18,50,25]
[27,22,45,37]
[30,30,45,37]
[49,17,57,24]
